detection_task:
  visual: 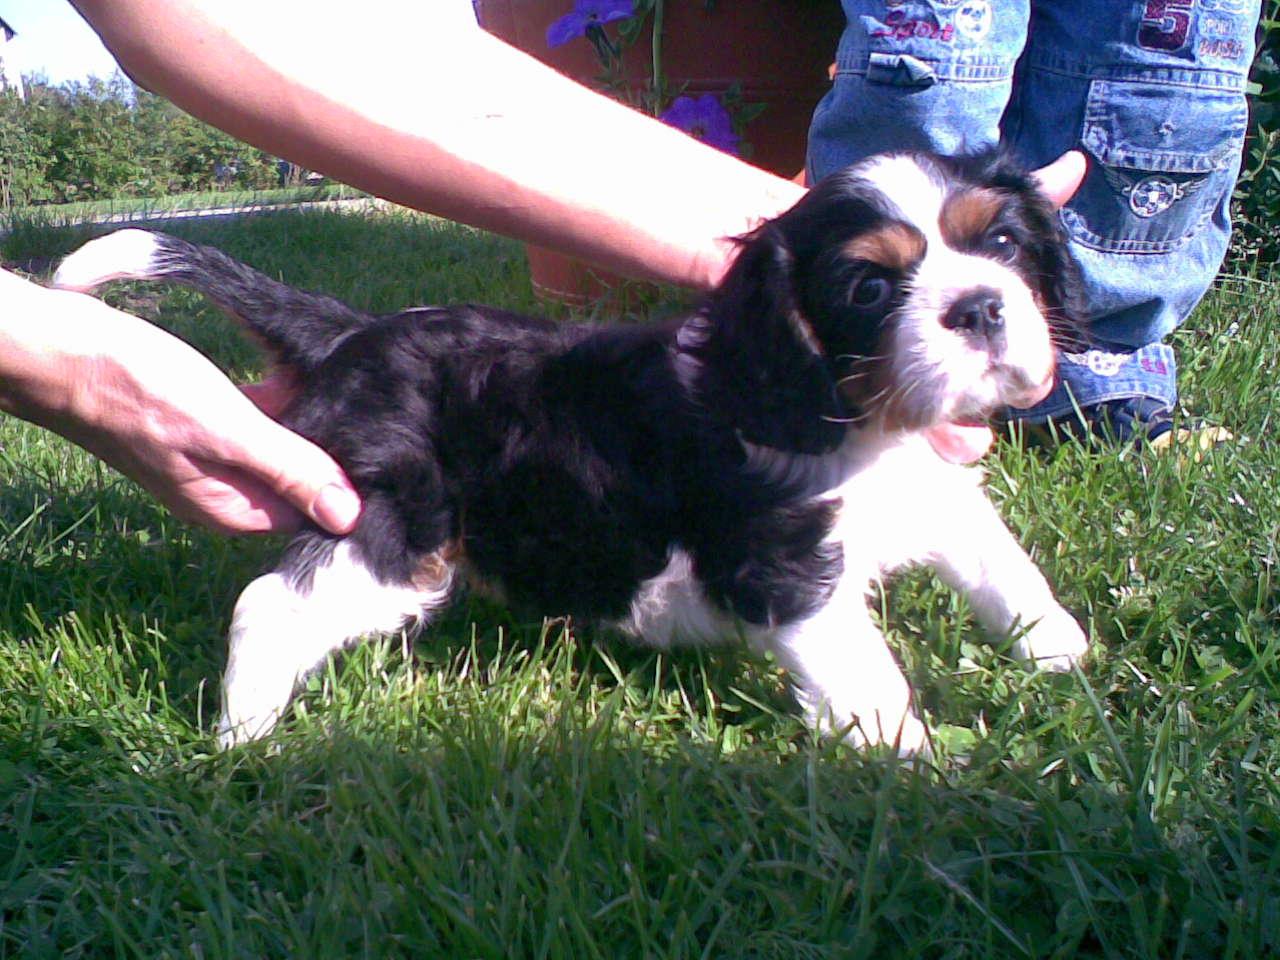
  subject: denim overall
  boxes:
[807,0,1261,420]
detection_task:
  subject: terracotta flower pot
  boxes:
[477,0,844,302]
[524,243,624,305]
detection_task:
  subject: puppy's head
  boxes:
[699,151,1081,455]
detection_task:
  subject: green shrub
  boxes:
[1,73,282,210]
[1230,8,1280,269]
[0,89,51,207]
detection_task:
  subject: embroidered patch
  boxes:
[1201,12,1241,34]
[953,0,993,41]
[1198,12,1247,59]
[1198,37,1245,60]
[872,10,955,42]
[1137,0,1195,53]
[1101,167,1206,219]
[1062,349,1130,378]
[1140,356,1170,376]
[1199,0,1249,12]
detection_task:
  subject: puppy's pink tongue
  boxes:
[925,422,994,464]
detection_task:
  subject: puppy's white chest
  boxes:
[828,437,980,580]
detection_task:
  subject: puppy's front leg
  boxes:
[763,583,926,753]
[927,489,1087,671]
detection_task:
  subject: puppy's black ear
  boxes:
[688,225,849,455]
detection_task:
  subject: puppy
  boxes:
[54,151,1088,751]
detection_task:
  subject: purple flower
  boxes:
[659,94,741,156]
[546,0,635,48]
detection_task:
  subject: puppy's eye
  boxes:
[984,231,1018,261]
[850,276,894,310]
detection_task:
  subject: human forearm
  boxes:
[71,0,804,289]
[0,271,86,427]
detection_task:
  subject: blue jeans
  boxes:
[807,0,1260,419]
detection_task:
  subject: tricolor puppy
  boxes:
[55,151,1089,751]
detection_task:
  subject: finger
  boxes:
[224,417,363,535]
[169,468,311,535]
[1031,151,1087,209]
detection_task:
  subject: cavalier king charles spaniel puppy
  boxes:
[54,151,1088,752]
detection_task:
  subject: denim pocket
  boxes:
[1063,77,1247,254]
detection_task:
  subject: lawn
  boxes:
[0,207,1277,958]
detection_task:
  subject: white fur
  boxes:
[212,454,1082,753]
[727,427,1086,754]
[218,540,454,747]
[898,250,1055,415]
[593,426,1085,756]
[615,549,725,648]
[50,229,163,292]
[859,153,948,234]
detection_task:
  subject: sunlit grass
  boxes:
[1,209,1276,958]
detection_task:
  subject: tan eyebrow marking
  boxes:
[841,222,926,271]
[939,187,1007,248]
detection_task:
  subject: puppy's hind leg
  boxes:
[218,537,455,748]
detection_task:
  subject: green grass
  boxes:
[1,208,1278,958]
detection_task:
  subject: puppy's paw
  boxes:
[809,696,928,756]
[848,709,928,757]
[216,701,284,750]
[1013,606,1088,672]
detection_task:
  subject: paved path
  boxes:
[1,196,386,238]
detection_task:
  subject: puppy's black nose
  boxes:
[942,288,1005,341]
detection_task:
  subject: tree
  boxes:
[41,75,151,200]
[0,88,50,207]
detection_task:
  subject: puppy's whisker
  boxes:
[835,368,878,387]
[834,352,891,365]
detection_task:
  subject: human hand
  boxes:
[0,268,361,534]
[1032,150,1088,209]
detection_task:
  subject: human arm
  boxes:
[0,268,361,535]
[71,0,806,291]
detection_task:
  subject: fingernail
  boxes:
[313,483,362,532]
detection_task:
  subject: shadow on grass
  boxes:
[1,682,1265,959]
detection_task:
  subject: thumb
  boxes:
[1031,150,1087,210]
[228,415,362,535]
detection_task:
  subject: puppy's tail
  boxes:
[52,229,369,372]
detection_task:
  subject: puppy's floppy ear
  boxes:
[691,224,849,455]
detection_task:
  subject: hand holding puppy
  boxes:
[0,267,361,534]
